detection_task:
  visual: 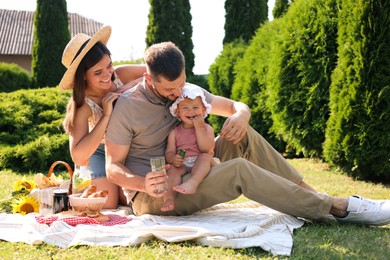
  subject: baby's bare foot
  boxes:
[173,182,198,194]
[161,197,175,211]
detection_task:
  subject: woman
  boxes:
[59,26,145,208]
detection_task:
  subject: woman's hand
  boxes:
[101,92,121,117]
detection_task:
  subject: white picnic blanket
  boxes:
[0,202,304,256]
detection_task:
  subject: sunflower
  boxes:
[12,196,39,215]
[13,177,36,193]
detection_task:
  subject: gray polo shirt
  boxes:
[106,80,213,177]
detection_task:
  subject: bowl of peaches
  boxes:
[69,185,108,217]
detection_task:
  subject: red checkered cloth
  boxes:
[35,214,132,226]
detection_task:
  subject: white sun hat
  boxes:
[169,83,212,118]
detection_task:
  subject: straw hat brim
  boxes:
[59,26,112,90]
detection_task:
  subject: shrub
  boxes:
[232,21,287,152]
[0,87,72,173]
[324,0,390,183]
[187,74,209,92]
[208,40,247,134]
[0,134,71,173]
[265,0,338,157]
[0,63,33,92]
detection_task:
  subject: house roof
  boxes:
[0,9,103,55]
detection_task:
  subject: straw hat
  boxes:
[58,25,112,90]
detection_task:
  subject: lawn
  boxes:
[0,158,389,259]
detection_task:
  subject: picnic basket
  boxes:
[30,161,73,209]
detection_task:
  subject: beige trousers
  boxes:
[132,127,333,220]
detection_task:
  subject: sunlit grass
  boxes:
[0,158,389,259]
[289,158,390,199]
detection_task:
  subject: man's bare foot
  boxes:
[161,197,175,211]
[329,197,348,217]
[173,182,198,194]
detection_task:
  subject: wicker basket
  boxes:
[30,161,73,211]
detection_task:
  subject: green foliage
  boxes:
[0,88,71,173]
[187,74,209,91]
[146,0,194,76]
[273,0,290,19]
[113,59,144,66]
[0,63,32,92]
[324,0,390,183]
[266,0,339,157]
[32,0,70,88]
[208,40,247,134]
[0,134,71,173]
[206,0,388,182]
[232,21,287,152]
[223,0,268,44]
[209,40,247,99]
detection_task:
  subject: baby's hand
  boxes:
[172,154,184,167]
[193,115,205,129]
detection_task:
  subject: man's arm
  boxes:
[105,140,168,197]
[210,95,251,144]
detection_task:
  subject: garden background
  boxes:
[0,0,389,258]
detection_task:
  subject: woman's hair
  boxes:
[62,41,113,134]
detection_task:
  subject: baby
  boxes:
[162,84,220,211]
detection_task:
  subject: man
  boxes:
[105,41,390,225]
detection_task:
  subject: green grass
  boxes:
[1,158,389,259]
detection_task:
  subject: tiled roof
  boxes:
[0,9,103,55]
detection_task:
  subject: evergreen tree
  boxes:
[223,0,268,44]
[146,0,194,76]
[32,0,70,88]
[266,0,338,157]
[324,0,390,182]
[231,20,287,152]
[208,39,247,133]
[211,0,267,133]
[273,0,290,19]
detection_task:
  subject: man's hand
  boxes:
[144,165,170,197]
[219,113,249,144]
[210,96,250,144]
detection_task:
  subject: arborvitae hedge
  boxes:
[32,0,69,88]
[223,0,268,44]
[272,0,290,19]
[0,88,71,173]
[146,0,194,76]
[231,21,287,152]
[206,0,388,183]
[324,0,390,182]
[207,40,247,134]
[266,0,338,157]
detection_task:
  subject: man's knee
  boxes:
[215,137,248,162]
[220,157,251,174]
